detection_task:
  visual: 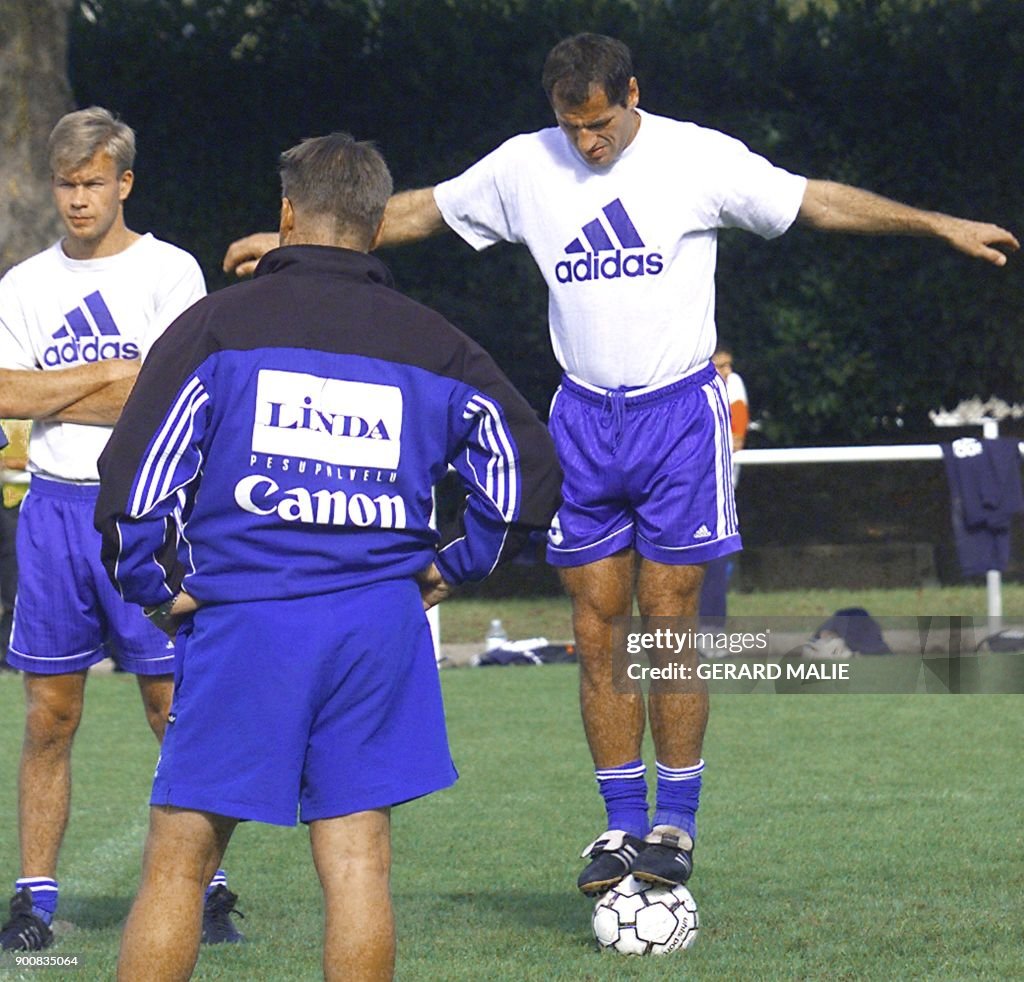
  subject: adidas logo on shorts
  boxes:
[693,524,712,539]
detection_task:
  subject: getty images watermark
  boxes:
[611,616,1024,694]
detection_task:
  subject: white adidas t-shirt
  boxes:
[0,233,206,482]
[434,110,807,390]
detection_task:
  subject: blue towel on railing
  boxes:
[942,437,1024,576]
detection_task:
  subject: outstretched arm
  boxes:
[221,187,449,276]
[797,180,1019,266]
[374,188,448,248]
[0,359,139,420]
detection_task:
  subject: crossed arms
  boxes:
[0,358,140,426]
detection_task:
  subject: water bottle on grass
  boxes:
[485,618,508,651]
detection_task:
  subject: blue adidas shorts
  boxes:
[151,579,458,825]
[546,363,741,568]
[6,477,174,675]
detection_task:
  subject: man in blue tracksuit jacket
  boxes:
[96,132,561,982]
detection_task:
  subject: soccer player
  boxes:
[223,33,1018,898]
[98,132,561,982]
[0,107,241,951]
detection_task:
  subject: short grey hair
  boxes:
[279,133,393,241]
[47,107,136,177]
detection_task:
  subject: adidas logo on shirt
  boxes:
[43,290,139,367]
[555,199,664,284]
[693,524,712,540]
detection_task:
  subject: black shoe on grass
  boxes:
[0,888,53,952]
[630,825,694,887]
[577,830,646,897]
[202,885,245,944]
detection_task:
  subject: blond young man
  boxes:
[0,108,240,950]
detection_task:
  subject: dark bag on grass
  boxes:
[814,607,891,655]
[475,643,576,666]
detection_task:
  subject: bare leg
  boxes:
[135,674,232,896]
[117,806,235,982]
[636,559,708,768]
[310,808,394,982]
[136,674,174,743]
[559,551,641,769]
[18,672,87,877]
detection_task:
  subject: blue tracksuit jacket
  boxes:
[95,246,561,606]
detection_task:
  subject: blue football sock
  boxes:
[205,869,228,899]
[15,877,58,925]
[595,760,649,838]
[652,759,704,841]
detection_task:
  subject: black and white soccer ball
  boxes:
[592,875,699,955]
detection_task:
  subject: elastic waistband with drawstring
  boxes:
[557,363,718,454]
[559,362,717,408]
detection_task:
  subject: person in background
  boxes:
[713,346,749,455]
[699,345,749,631]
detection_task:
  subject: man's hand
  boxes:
[144,589,201,638]
[222,232,278,277]
[416,563,454,611]
[937,216,1020,267]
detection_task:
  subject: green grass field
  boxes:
[2,633,1023,979]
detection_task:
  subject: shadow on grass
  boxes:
[58,892,133,931]
[440,888,595,950]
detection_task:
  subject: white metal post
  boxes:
[982,418,1002,628]
[429,488,441,660]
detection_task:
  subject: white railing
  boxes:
[735,444,945,465]
[735,435,1024,623]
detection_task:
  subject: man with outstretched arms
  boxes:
[0,107,245,952]
[223,34,1018,900]
[99,132,560,982]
